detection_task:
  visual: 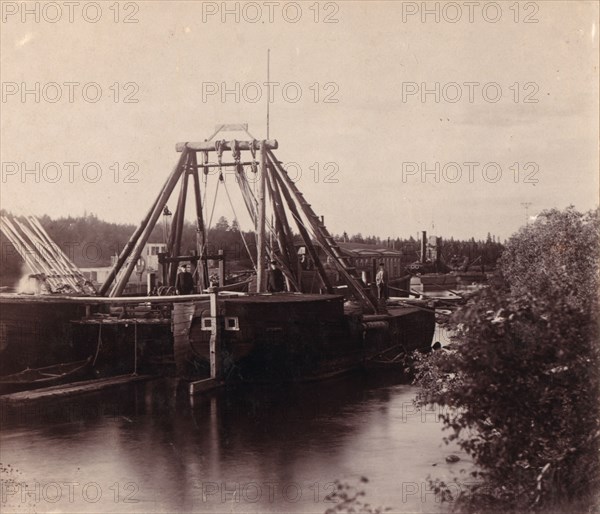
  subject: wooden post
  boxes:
[218,249,225,287]
[133,322,138,375]
[191,152,209,290]
[256,141,267,292]
[270,164,333,293]
[169,169,190,285]
[266,169,294,270]
[188,286,224,395]
[110,148,189,297]
[209,287,220,379]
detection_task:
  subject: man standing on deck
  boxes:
[176,264,195,295]
[267,260,285,292]
[376,262,388,299]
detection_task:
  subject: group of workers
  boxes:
[173,260,287,295]
[174,260,390,299]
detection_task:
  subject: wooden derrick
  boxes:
[96,131,379,311]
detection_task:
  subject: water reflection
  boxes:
[1,371,471,513]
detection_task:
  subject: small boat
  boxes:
[0,356,93,393]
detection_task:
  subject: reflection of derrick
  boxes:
[0,215,97,295]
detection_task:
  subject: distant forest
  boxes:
[0,211,504,284]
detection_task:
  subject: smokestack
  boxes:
[421,231,427,262]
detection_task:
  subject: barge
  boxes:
[0,125,435,390]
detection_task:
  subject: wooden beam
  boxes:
[270,164,333,293]
[190,152,209,290]
[265,170,293,272]
[176,140,278,153]
[268,150,377,312]
[0,291,244,305]
[169,167,190,284]
[188,161,257,168]
[268,164,297,269]
[99,179,163,296]
[110,148,189,297]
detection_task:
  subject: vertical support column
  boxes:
[191,152,209,290]
[218,249,225,287]
[209,287,220,379]
[188,287,225,395]
[256,140,267,292]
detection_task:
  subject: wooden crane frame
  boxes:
[100,126,378,313]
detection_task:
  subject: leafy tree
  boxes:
[414,207,600,512]
[214,216,230,231]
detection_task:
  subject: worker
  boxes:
[176,264,195,295]
[376,262,388,299]
[267,260,285,292]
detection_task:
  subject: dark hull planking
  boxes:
[0,296,90,375]
[175,294,435,382]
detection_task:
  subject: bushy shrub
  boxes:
[414,207,600,511]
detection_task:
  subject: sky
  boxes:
[1,0,598,241]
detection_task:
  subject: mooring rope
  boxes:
[92,324,103,366]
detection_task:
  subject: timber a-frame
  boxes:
[100,125,379,313]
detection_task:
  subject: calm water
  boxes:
[1,363,470,513]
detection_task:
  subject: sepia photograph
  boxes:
[0,1,598,512]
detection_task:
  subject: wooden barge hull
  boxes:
[174,294,435,382]
[1,292,435,384]
[0,295,90,375]
[0,293,173,377]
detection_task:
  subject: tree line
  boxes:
[0,211,503,284]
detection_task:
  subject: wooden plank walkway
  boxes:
[0,374,156,404]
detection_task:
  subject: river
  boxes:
[1,362,473,514]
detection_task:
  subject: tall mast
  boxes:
[266,49,270,140]
[256,141,267,292]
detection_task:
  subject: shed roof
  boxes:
[337,242,403,257]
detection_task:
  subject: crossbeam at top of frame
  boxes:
[175,140,278,153]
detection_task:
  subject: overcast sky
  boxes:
[1,1,598,241]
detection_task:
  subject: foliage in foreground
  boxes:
[324,477,391,514]
[414,207,600,512]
